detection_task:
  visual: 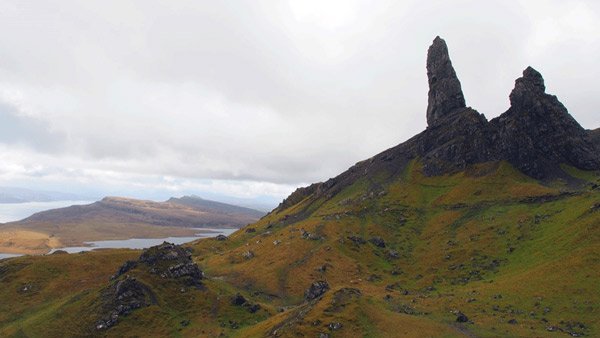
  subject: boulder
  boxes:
[456,311,469,323]
[304,280,330,301]
[231,293,247,306]
[369,236,386,248]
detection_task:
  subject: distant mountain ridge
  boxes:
[16,195,263,228]
[167,195,265,219]
[0,195,264,254]
[0,186,89,203]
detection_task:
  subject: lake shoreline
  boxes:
[0,227,238,257]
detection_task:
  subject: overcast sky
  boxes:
[0,0,598,205]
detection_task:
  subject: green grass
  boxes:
[0,160,599,337]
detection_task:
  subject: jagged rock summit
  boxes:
[426,36,466,127]
[276,37,600,210]
[491,66,600,178]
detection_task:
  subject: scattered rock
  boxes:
[247,303,261,313]
[347,235,366,245]
[245,228,256,233]
[369,236,386,248]
[317,263,332,273]
[215,234,228,241]
[304,280,330,301]
[326,288,361,312]
[367,274,381,282]
[328,322,343,331]
[111,260,137,280]
[96,276,156,330]
[387,250,400,259]
[508,319,518,325]
[19,283,33,293]
[242,250,255,259]
[456,311,469,323]
[231,293,247,306]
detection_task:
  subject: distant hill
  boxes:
[0,186,89,203]
[167,195,265,219]
[0,195,264,254]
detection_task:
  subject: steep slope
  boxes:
[0,196,263,254]
[590,128,600,146]
[0,37,598,338]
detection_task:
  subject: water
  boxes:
[47,228,237,254]
[0,200,94,223]
[0,253,22,260]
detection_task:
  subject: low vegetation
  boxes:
[1,160,598,337]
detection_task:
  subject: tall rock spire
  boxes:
[426,36,466,126]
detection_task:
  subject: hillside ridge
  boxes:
[276,37,600,212]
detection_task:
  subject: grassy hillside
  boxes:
[0,160,598,337]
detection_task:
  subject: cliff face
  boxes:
[589,128,600,147]
[490,66,599,178]
[277,37,600,210]
[426,36,466,127]
[422,37,600,178]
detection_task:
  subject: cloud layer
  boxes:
[0,0,598,202]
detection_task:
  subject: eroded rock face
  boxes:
[490,67,600,178]
[138,242,203,286]
[97,242,203,330]
[96,276,156,330]
[274,37,600,216]
[426,36,466,127]
[304,280,330,301]
[589,128,600,145]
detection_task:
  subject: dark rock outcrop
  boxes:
[231,293,247,306]
[139,242,203,286]
[369,237,386,248]
[111,260,137,280]
[304,280,330,301]
[96,276,157,330]
[490,67,600,178]
[456,311,469,323]
[426,36,466,127]
[97,242,203,330]
[588,128,600,148]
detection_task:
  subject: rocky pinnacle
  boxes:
[426,36,466,127]
[509,66,546,108]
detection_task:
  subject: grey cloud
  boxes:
[0,0,598,193]
[0,101,66,152]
